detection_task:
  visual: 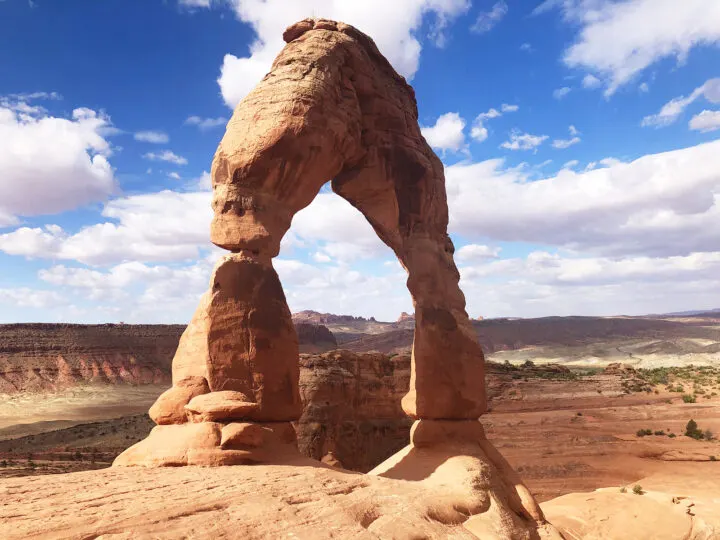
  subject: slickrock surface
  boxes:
[541,472,720,539]
[0,457,560,539]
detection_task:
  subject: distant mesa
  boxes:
[396,311,414,323]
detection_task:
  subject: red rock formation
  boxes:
[113,18,555,537]
[397,312,414,323]
[211,18,485,420]
[297,350,411,472]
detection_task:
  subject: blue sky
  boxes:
[1,0,719,323]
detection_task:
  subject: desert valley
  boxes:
[2,309,720,537]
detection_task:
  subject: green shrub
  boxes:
[682,394,696,403]
[632,485,643,495]
[636,428,653,437]
[705,430,714,441]
[668,433,677,438]
[620,486,627,493]
[686,419,704,440]
[654,430,665,436]
[710,456,717,462]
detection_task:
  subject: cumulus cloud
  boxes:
[0,191,213,265]
[471,105,518,142]
[552,125,582,148]
[553,86,572,99]
[0,288,64,309]
[471,0,508,33]
[689,110,720,133]
[500,130,548,151]
[216,0,471,108]
[458,250,720,318]
[142,150,188,165]
[421,112,467,153]
[536,0,720,96]
[0,98,116,226]
[134,130,169,144]
[455,244,501,263]
[582,74,601,89]
[446,139,720,257]
[642,78,720,127]
[185,115,227,130]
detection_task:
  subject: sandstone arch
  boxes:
[210,18,485,421]
[114,19,558,538]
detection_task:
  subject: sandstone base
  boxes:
[2,462,562,540]
[113,421,300,467]
[370,420,561,540]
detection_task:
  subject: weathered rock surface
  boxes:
[0,463,561,539]
[211,17,486,420]
[297,350,412,472]
[295,322,337,353]
[0,322,336,395]
[0,323,181,393]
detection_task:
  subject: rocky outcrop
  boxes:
[297,350,411,472]
[0,324,181,394]
[295,322,337,353]
[0,322,336,395]
[210,17,487,421]
[111,17,556,537]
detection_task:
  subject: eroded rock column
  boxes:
[114,252,302,467]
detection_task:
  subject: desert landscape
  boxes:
[2,310,720,537]
[2,3,720,538]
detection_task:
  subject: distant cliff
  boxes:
[0,322,337,394]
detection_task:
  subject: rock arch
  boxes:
[210,18,485,421]
[114,19,556,537]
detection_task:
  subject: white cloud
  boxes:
[142,150,188,165]
[289,192,388,263]
[0,191,213,265]
[167,172,181,180]
[420,112,466,153]
[538,0,720,96]
[458,249,720,318]
[689,110,720,133]
[470,122,488,143]
[500,131,548,151]
[0,99,116,226]
[216,0,471,108]
[582,74,601,89]
[471,105,518,142]
[471,0,508,33]
[639,82,649,93]
[584,157,621,171]
[455,244,501,263]
[553,86,572,99]
[562,159,580,169]
[185,115,227,130]
[0,288,64,309]
[446,139,720,257]
[520,42,533,52]
[134,130,169,144]
[552,125,582,148]
[179,0,211,6]
[642,78,720,127]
